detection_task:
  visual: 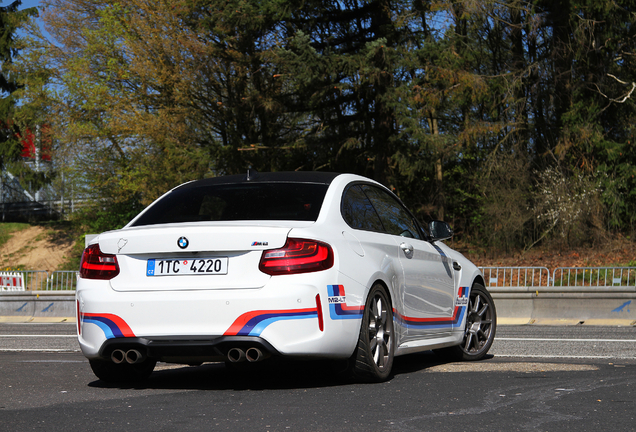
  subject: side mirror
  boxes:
[428,220,453,242]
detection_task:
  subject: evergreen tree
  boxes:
[14,0,636,243]
[278,0,413,183]
[0,0,36,170]
[181,0,312,175]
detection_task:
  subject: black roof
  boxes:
[174,171,342,191]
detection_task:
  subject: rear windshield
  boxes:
[131,183,330,226]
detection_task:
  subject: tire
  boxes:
[350,284,395,382]
[89,358,156,383]
[438,283,496,361]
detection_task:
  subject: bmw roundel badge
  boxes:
[177,236,189,249]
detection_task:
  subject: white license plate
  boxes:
[146,257,228,276]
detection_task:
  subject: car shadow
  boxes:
[87,351,496,391]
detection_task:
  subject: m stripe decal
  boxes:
[224,308,318,337]
[82,313,136,339]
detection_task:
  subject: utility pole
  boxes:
[34,124,40,202]
[60,170,64,217]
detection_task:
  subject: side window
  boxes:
[341,185,385,233]
[361,185,422,240]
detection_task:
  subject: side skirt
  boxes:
[394,332,463,357]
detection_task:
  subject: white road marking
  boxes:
[493,354,619,359]
[0,349,80,352]
[496,338,636,343]
[0,335,76,338]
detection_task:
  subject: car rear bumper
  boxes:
[76,271,365,362]
[95,335,280,364]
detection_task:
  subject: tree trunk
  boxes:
[428,110,444,221]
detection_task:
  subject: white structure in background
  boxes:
[0,124,55,221]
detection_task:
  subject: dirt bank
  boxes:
[0,225,77,273]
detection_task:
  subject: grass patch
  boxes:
[0,223,31,249]
[58,238,85,271]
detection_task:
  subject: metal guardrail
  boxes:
[480,266,636,292]
[0,270,77,291]
[5,267,636,292]
[10,270,49,291]
[46,271,78,291]
[552,267,636,288]
[480,267,551,288]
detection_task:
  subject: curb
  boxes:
[496,317,636,326]
[0,291,75,321]
[0,316,76,323]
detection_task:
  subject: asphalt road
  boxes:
[1,323,635,431]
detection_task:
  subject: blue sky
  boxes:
[18,0,39,9]
[15,0,44,38]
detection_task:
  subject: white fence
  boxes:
[479,266,636,291]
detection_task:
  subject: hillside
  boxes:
[1,223,635,273]
[459,236,636,269]
[0,225,78,273]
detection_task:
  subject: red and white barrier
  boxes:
[0,272,25,291]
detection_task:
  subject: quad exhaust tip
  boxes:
[227,347,266,363]
[111,349,126,364]
[125,349,144,364]
[112,346,266,365]
[227,347,246,363]
[110,349,146,364]
[245,347,263,362]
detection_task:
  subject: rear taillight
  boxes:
[259,238,334,275]
[79,244,120,280]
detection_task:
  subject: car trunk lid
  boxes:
[96,224,294,292]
